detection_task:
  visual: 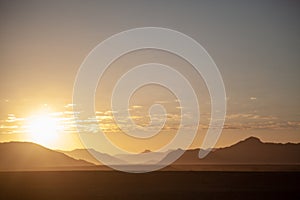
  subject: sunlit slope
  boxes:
[0,142,94,170]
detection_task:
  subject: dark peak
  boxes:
[141,149,152,154]
[220,137,263,150]
[240,137,262,144]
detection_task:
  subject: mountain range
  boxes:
[161,137,300,165]
[1,137,299,171]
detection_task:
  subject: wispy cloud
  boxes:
[131,105,143,109]
[1,107,299,135]
[222,121,300,130]
[226,113,277,120]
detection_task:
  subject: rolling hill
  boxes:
[60,148,125,165]
[1,137,299,171]
[160,137,300,165]
[0,142,95,171]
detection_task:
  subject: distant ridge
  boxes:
[1,137,299,171]
[160,137,300,165]
[60,148,125,165]
[0,142,95,171]
[61,137,300,167]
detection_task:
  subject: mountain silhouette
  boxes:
[1,137,299,171]
[62,148,169,165]
[0,142,94,171]
[160,137,300,165]
[60,149,126,165]
[61,137,300,167]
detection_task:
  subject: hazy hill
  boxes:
[60,149,125,165]
[1,137,299,172]
[61,137,300,167]
[0,142,95,171]
[160,137,300,165]
[61,149,169,165]
[114,150,171,165]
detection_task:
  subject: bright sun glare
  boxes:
[27,114,62,147]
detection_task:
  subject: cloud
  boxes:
[221,120,300,130]
[1,107,299,135]
[5,114,25,123]
[131,105,143,109]
[155,100,171,104]
[64,104,75,109]
[226,113,277,120]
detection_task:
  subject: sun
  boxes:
[27,114,62,147]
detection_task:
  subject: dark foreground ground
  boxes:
[0,171,299,200]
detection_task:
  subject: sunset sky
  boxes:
[0,0,299,154]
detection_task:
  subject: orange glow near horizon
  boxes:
[26,113,63,147]
[0,102,299,153]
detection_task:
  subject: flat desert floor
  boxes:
[0,171,299,200]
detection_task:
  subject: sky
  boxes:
[0,0,299,153]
